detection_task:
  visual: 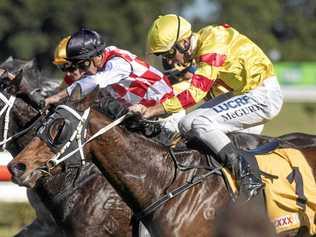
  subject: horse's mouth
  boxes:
[11,176,24,186]
[11,170,44,188]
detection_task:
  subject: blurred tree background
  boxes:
[213,0,316,61]
[0,0,315,135]
[185,0,316,62]
[0,0,192,73]
[0,0,315,73]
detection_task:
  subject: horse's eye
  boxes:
[48,119,69,146]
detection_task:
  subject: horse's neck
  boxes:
[89,113,175,211]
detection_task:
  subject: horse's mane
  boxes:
[90,89,164,143]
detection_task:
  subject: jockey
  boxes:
[162,57,196,85]
[52,35,85,90]
[130,14,284,200]
[45,28,174,109]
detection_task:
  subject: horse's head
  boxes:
[0,74,41,155]
[0,57,59,109]
[0,57,37,93]
[8,85,99,188]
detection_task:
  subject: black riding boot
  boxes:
[218,143,263,201]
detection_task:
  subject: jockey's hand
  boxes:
[143,104,165,118]
[128,103,165,119]
[128,104,147,117]
[44,97,54,108]
[44,89,68,107]
[28,90,45,110]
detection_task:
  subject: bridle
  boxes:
[38,105,129,172]
[0,92,16,150]
[0,91,44,151]
[41,105,90,169]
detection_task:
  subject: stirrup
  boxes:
[239,175,264,201]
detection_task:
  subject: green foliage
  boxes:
[208,0,316,61]
[0,0,314,130]
[0,0,190,71]
[0,0,313,70]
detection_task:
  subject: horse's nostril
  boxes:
[9,163,27,177]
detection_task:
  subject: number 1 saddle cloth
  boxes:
[223,148,316,235]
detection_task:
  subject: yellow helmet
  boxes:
[147,14,192,54]
[53,36,71,65]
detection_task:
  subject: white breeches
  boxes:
[178,76,283,152]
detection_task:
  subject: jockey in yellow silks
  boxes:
[130,14,284,200]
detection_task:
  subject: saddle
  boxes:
[170,138,316,235]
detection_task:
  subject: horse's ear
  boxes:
[2,69,23,95]
[69,84,83,102]
[24,59,35,70]
[79,86,99,109]
[13,70,23,87]
[2,56,13,65]
[70,85,99,111]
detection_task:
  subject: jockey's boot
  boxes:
[218,142,264,201]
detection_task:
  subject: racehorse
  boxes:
[0,66,134,236]
[0,59,64,237]
[8,86,316,236]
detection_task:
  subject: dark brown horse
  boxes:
[0,69,134,236]
[8,86,316,236]
[0,62,64,237]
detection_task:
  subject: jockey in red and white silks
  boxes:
[50,32,181,135]
[66,46,174,107]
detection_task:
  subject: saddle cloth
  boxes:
[223,148,316,235]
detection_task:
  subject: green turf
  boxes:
[263,103,316,136]
[0,202,35,237]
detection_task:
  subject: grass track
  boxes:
[263,103,316,136]
[0,202,35,237]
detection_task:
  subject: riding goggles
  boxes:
[57,62,78,72]
[57,60,91,72]
[73,60,91,70]
[155,47,177,59]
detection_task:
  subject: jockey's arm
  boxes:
[130,63,214,118]
[44,89,68,106]
[66,57,131,97]
[58,80,68,91]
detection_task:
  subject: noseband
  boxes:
[0,92,16,150]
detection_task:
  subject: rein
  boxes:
[0,91,44,150]
[133,149,223,222]
[0,92,16,150]
[133,168,221,222]
[0,114,45,146]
